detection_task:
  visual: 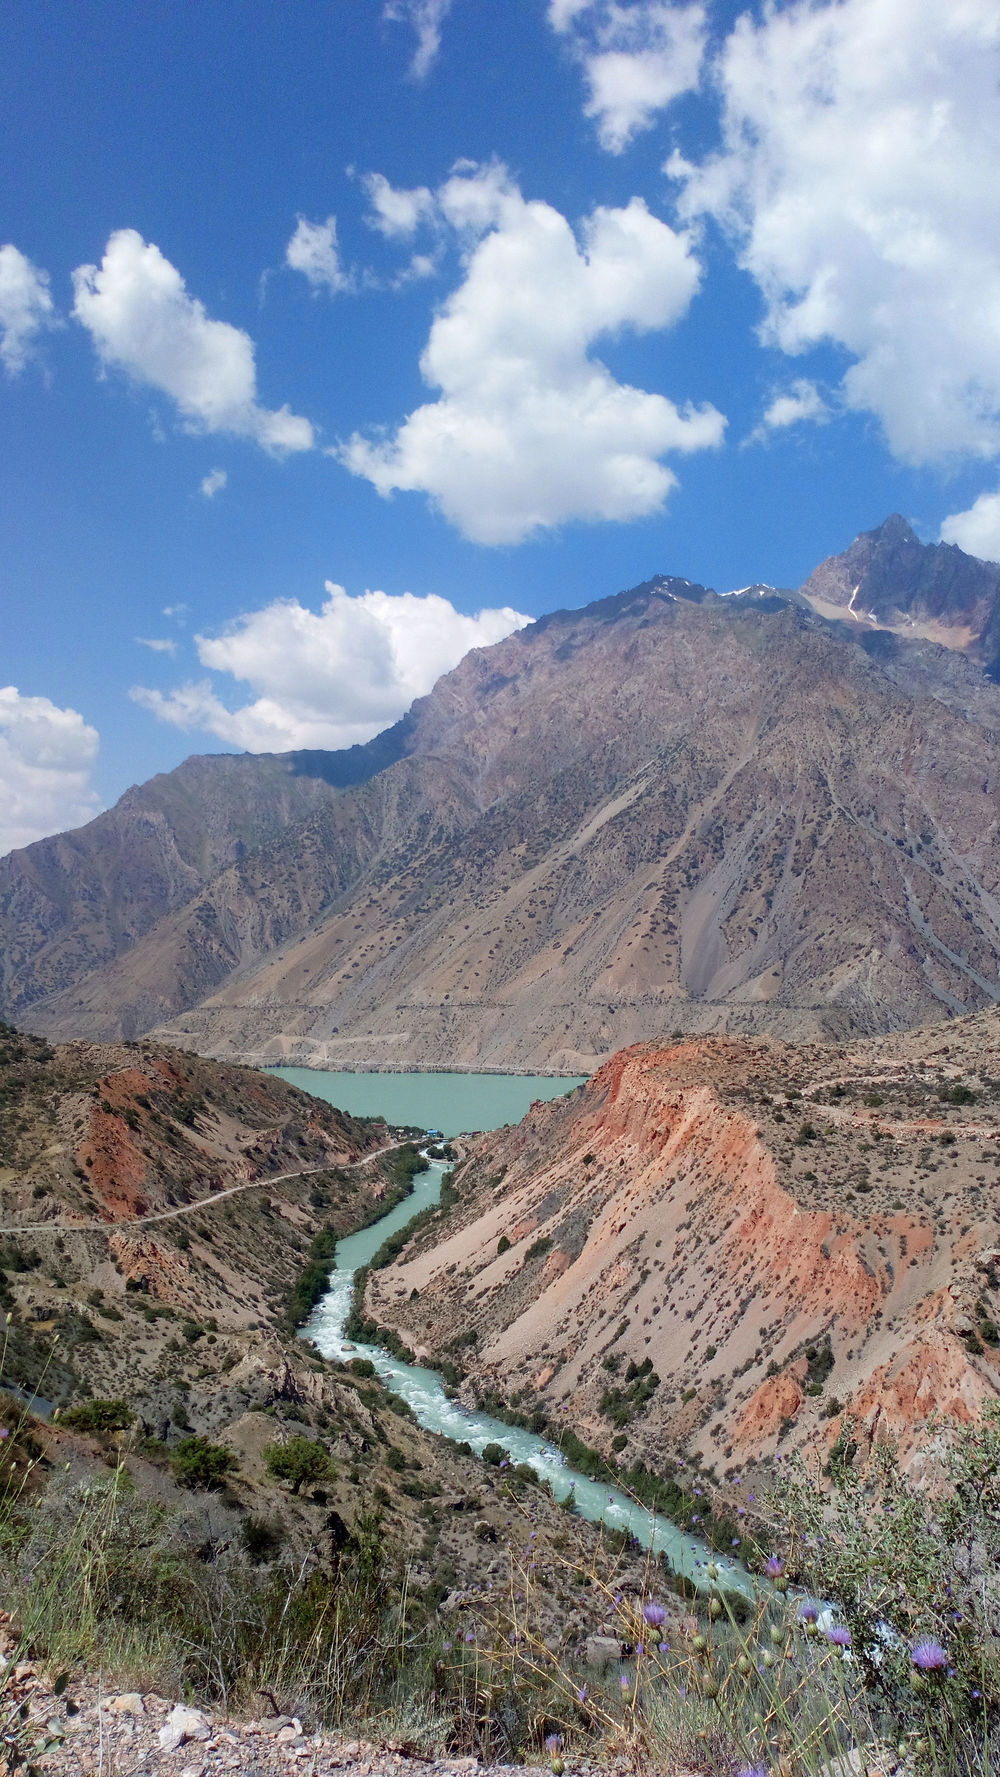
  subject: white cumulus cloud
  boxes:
[670,0,1000,467]
[73,229,314,454]
[940,491,1000,564]
[362,173,437,240]
[340,163,723,544]
[0,687,101,856]
[0,244,57,374]
[200,467,227,498]
[132,581,531,752]
[384,0,453,78]
[550,1,707,152]
[747,378,829,443]
[285,215,353,293]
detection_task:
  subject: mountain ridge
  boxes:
[7,518,1000,1069]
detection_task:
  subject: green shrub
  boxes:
[263,1436,334,1496]
[170,1435,237,1490]
[62,1399,132,1434]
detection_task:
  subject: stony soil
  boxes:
[8,1662,616,1777]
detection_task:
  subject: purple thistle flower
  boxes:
[642,1600,667,1628]
[911,1639,948,1671]
[577,1686,587,1704]
[827,1625,852,1649]
[765,1555,785,1578]
[620,1674,630,1691]
[544,1735,562,1753]
[658,1641,669,1653]
[799,1603,819,1624]
[737,1766,768,1777]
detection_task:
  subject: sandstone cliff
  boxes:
[366,1012,1000,1476]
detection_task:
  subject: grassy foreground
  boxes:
[0,1347,997,1776]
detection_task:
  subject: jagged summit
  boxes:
[800,513,1000,670]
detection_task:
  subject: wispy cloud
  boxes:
[135,636,178,655]
[384,0,454,79]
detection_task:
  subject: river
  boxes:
[302,1155,750,1594]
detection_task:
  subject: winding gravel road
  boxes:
[0,1139,411,1237]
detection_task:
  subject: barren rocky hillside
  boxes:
[366,1010,1000,1481]
[6,520,1000,1070]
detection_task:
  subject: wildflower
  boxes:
[799,1602,818,1622]
[911,1639,948,1671]
[642,1600,667,1628]
[765,1553,788,1591]
[737,1766,768,1777]
[827,1625,852,1649]
[577,1686,587,1704]
[658,1642,669,1653]
[544,1735,562,1753]
[620,1674,630,1691]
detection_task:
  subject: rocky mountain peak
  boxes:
[800,512,1000,670]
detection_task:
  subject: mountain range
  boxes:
[5,514,1000,1072]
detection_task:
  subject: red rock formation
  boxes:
[368,1021,1000,1473]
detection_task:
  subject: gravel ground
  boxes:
[5,1663,641,1777]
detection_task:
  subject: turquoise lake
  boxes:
[267,1068,587,1135]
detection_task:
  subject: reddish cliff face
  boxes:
[67,1046,370,1225]
[368,1017,1000,1476]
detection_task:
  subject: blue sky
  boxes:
[4,0,1000,852]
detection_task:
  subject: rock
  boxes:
[473,1518,496,1542]
[585,1634,623,1665]
[158,1704,211,1752]
[277,1725,299,1743]
[108,1692,145,1715]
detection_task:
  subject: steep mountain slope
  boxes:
[140,593,1000,1063]
[7,528,1000,1068]
[365,1012,1000,1476]
[0,728,416,1032]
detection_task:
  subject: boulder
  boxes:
[158,1704,211,1752]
